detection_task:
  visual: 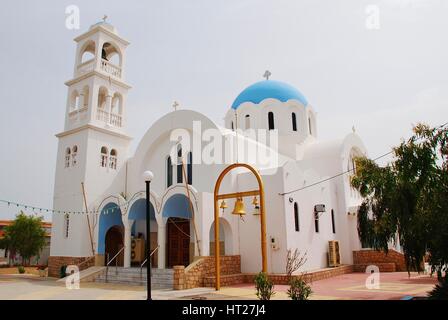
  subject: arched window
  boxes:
[166,156,173,187]
[245,115,250,129]
[82,86,89,108]
[101,42,121,66]
[314,209,320,233]
[79,40,95,64]
[97,87,109,122]
[110,93,123,127]
[187,152,193,185]
[71,90,80,111]
[64,214,70,238]
[292,113,297,132]
[331,209,336,234]
[177,145,183,184]
[109,149,117,170]
[231,121,234,131]
[65,148,71,168]
[268,112,275,130]
[72,146,78,167]
[111,93,122,115]
[294,202,300,232]
[100,146,108,167]
[97,87,108,109]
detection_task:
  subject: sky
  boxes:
[0,0,447,221]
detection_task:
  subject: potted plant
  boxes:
[17,265,25,274]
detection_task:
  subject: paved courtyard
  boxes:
[0,272,437,300]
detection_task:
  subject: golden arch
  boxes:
[213,163,267,290]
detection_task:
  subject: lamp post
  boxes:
[143,170,154,301]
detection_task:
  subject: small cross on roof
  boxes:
[263,70,271,80]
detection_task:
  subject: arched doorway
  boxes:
[98,202,124,266]
[167,217,190,267]
[128,198,157,267]
[105,225,124,266]
[162,194,193,268]
[209,218,233,256]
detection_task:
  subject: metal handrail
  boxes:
[105,246,125,283]
[140,245,160,279]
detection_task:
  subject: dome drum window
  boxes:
[292,112,298,132]
[268,112,275,130]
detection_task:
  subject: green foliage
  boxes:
[287,277,312,300]
[2,212,47,266]
[17,266,25,274]
[254,272,275,300]
[351,123,448,275]
[428,275,448,300]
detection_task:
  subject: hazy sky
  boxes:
[0,0,447,221]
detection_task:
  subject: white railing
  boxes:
[96,109,109,123]
[77,59,95,76]
[96,110,122,128]
[110,113,122,127]
[101,59,122,78]
[68,109,78,119]
[68,106,88,123]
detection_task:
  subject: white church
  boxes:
[49,21,368,281]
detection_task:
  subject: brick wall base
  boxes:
[47,256,94,278]
[353,249,407,272]
[353,263,396,272]
[175,257,354,289]
[173,255,241,290]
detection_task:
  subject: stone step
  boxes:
[104,268,173,275]
[96,276,173,284]
[98,275,173,282]
[94,267,174,288]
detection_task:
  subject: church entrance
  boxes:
[105,225,124,266]
[166,217,190,268]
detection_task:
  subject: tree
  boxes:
[351,123,448,277]
[2,212,46,266]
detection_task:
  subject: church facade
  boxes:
[49,21,368,277]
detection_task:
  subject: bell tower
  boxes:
[50,20,132,262]
[65,19,130,132]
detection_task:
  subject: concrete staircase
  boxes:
[57,266,106,283]
[95,267,174,289]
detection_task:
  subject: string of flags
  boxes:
[0,198,129,216]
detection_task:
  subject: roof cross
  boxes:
[173,101,179,111]
[263,70,271,80]
[102,15,108,22]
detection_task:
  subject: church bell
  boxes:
[219,200,228,212]
[232,197,246,216]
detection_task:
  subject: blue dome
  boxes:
[231,80,308,109]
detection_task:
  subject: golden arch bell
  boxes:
[232,197,246,216]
